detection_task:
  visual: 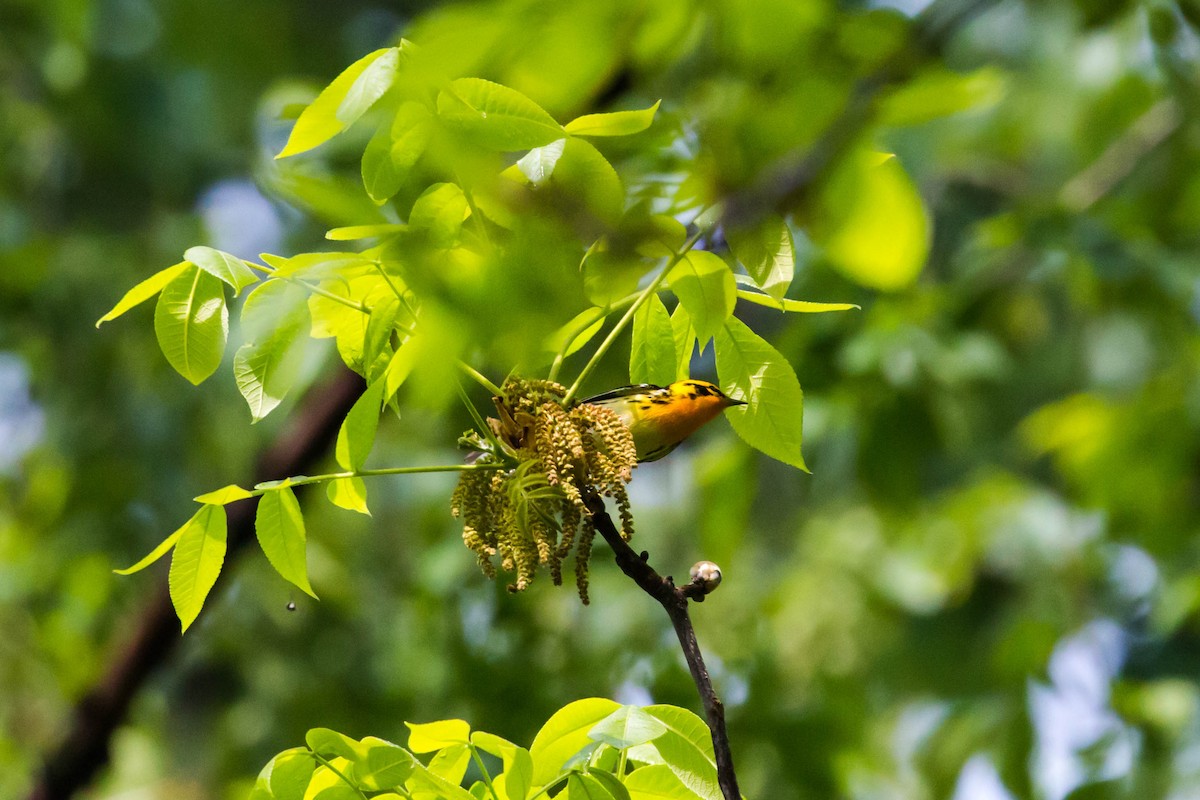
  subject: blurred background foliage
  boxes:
[4,0,1200,798]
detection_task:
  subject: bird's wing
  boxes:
[580,384,663,404]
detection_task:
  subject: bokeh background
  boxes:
[5,0,1200,797]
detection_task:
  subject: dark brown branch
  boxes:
[584,493,739,800]
[28,368,365,800]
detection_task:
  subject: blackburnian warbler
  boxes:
[582,380,747,462]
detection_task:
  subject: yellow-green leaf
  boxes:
[436,77,564,151]
[813,150,930,291]
[154,265,229,385]
[735,288,858,313]
[714,317,806,471]
[564,100,660,137]
[96,262,188,327]
[185,246,259,295]
[406,719,471,754]
[193,484,253,505]
[725,215,793,299]
[278,48,398,158]
[335,380,386,471]
[529,698,620,786]
[666,251,735,344]
[327,476,370,516]
[168,504,228,632]
[630,294,676,386]
[256,487,317,599]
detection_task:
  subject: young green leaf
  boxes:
[235,280,310,422]
[471,732,533,800]
[630,293,676,386]
[735,288,857,313]
[623,764,696,800]
[588,770,633,800]
[336,46,401,124]
[406,719,471,754]
[564,101,661,137]
[666,251,735,344]
[154,265,228,385]
[255,487,317,599]
[714,317,807,471]
[670,305,694,381]
[363,294,401,381]
[649,733,720,800]
[255,747,316,800]
[96,262,189,327]
[335,380,386,471]
[812,150,930,291]
[724,215,794,300]
[168,504,227,632]
[567,772,619,800]
[548,138,624,223]
[327,477,370,515]
[409,183,470,247]
[405,761,476,800]
[589,705,669,750]
[260,251,375,279]
[184,246,259,295]
[513,138,567,184]
[326,224,408,241]
[113,515,190,575]
[278,48,397,158]
[546,307,608,358]
[193,484,254,505]
[529,698,620,786]
[436,77,564,151]
[362,101,433,204]
[355,738,417,792]
[428,742,471,784]
[306,728,364,761]
[641,706,714,763]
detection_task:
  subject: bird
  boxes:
[582,380,747,462]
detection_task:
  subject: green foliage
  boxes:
[253,701,719,800]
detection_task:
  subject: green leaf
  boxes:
[529,698,620,786]
[812,150,930,291]
[96,262,188,327]
[567,773,618,800]
[471,733,533,800]
[278,48,396,158]
[725,215,794,299]
[714,317,807,471]
[735,288,857,313]
[326,224,407,241]
[261,747,316,800]
[546,307,608,358]
[355,738,417,792]
[362,101,433,204]
[649,734,719,800]
[167,504,227,632]
[363,294,401,380]
[184,246,259,295]
[335,380,386,471]
[880,66,1006,127]
[513,138,567,184]
[589,706,669,750]
[306,765,359,800]
[547,138,624,223]
[406,719,471,754]
[193,484,253,505]
[255,487,317,599]
[670,305,694,381]
[666,251,735,344]
[641,707,714,764]
[113,515,190,575]
[260,251,375,279]
[306,728,364,761]
[436,77,564,150]
[406,761,476,800]
[564,100,660,137]
[336,46,400,124]
[630,294,676,386]
[409,183,470,247]
[427,742,471,784]
[327,477,370,515]
[235,280,310,422]
[589,771,633,800]
[624,765,695,800]
[154,265,229,385]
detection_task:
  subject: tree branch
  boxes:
[27,368,365,800]
[583,494,739,800]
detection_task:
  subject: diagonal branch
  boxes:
[27,368,365,800]
[583,493,738,800]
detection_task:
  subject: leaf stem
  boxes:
[311,752,370,800]
[457,362,504,396]
[562,227,705,406]
[250,263,371,314]
[468,744,502,800]
[252,463,503,495]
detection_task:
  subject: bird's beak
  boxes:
[725,397,748,407]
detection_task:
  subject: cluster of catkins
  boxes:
[450,379,637,603]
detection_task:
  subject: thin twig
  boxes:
[583,493,739,800]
